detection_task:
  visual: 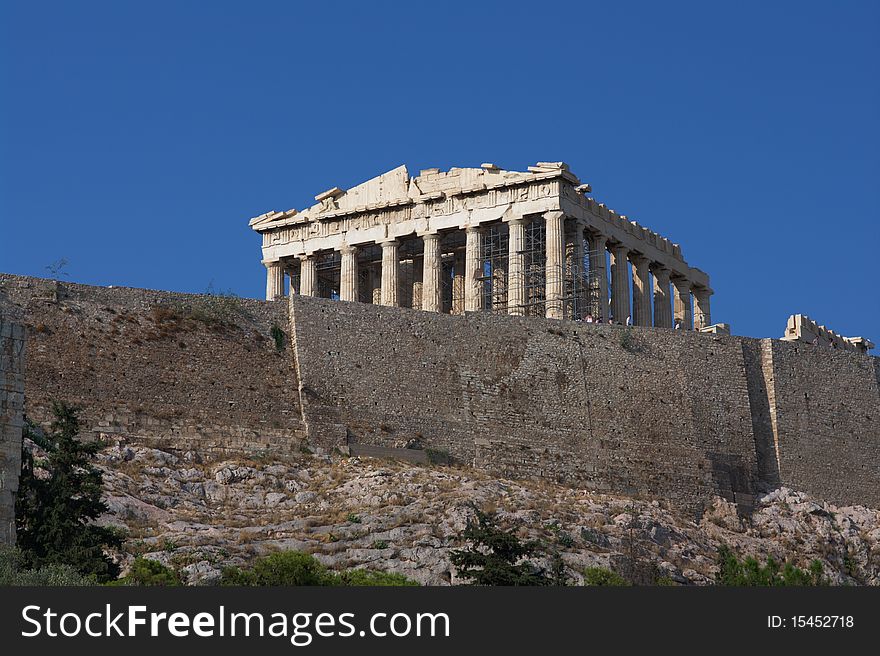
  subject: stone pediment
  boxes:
[249,162,579,229]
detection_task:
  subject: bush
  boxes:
[221,551,333,586]
[0,545,93,586]
[583,567,630,586]
[270,324,286,351]
[110,557,181,586]
[619,328,640,353]
[332,569,419,586]
[715,546,826,586]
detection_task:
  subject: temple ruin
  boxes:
[781,314,874,354]
[250,162,714,329]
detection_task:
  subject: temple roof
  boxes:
[249,162,581,230]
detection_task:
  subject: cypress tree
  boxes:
[16,402,121,582]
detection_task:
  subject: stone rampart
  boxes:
[0,314,25,545]
[2,273,877,517]
[290,295,879,513]
[0,274,305,455]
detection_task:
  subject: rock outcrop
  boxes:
[95,445,880,586]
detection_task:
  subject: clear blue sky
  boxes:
[2,1,878,341]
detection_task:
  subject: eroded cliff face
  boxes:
[94,446,880,586]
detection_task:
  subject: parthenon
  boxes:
[249,162,713,329]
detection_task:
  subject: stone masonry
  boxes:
[781,313,874,353]
[0,315,25,545]
[0,274,305,456]
[287,295,879,515]
[1,269,878,520]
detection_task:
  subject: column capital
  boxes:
[465,224,481,234]
[298,253,313,262]
[420,231,441,241]
[504,215,528,226]
[544,210,565,221]
[379,238,399,247]
[340,243,358,255]
[628,251,649,266]
[651,263,671,279]
[262,259,281,268]
[610,242,629,255]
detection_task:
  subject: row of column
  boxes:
[603,240,710,329]
[265,211,712,329]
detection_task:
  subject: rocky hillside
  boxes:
[96,444,880,586]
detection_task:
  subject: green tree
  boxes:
[15,402,122,582]
[450,505,550,586]
[716,546,826,586]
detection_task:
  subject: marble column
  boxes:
[693,286,712,330]
[453,249,465,314]
[672,277,692,330]
[464,226,482,312]
[380,239,399,307]
[630,253,652,327]
[568,223,585,320]
[421,233,442,312]
[652,265,672,328]
[544,211,565,320]
[588,233,608,321]
[340,244,359,302]
[299,255,316,297]
[610,244,630,324]
[507,218,526,316]
[264,260,284,301]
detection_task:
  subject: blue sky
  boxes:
[2,1,878,341]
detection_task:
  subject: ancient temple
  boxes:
[249,162,713,329]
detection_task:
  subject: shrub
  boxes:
[221,551,333,587]
[0,545,93,586]
[111,557,180,586]
[332,569,419,586]
[270,324,286,351]
[371,540,389,550]
[619,328,639,353]
[346,513,361,524]
[715,546,826,586]
[583,567,630,586]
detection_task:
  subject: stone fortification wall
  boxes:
[290,295,880,514]
[2,273,877,517]
[766,339,880,508]
[0,316,25,545]
[290,295,760,515]
[0,274,304,455]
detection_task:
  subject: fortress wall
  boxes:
[0,275,304,454]
[3,274,877,515]
[290,296,760,515]
[740,339,781,486]
[767,339,880,508]
[0,318,25,545]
